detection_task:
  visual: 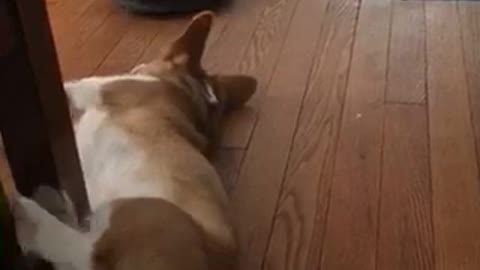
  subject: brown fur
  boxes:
[93,198,236,270]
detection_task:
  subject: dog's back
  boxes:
[72,75,236,269]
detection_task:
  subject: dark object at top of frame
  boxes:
[114,0,227,14]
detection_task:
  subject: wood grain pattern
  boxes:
[262,0,359,269]
[426,3,480,269]
[377,104,434,270]
[221,108,257,148]
[458,3,480,177]
[386,1,426,104]
[95,17,164,75]
[48,0,97,47]
[208,0,304,149]
[318,0,391,268]
[213,148,245,194]
[229,0,330,269]
[136,18,189,64]
[52,0,114,69]
[203,0,268,73]
[59,6,129,79]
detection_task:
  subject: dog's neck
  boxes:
[151,71,222,155]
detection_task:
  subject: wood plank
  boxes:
[213,148,245,195]
[426,3,480,269]
[221,108,257,148]
[377,104,434,270]
[95,17,164,76]
[203,0,268,73]
[136,18,189,64]
[137,0,269,67]
[386,1,426,104]
[47,0,97,43]
[229,0,331,269]
[53,0,113,67]
[47,0,96,21]
[261,0,359,269]
[318,0,391,268]
[60,7,129,79]
[207,0,304,149]
[458,3,480,177]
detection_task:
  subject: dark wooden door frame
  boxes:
[1,0,89,268]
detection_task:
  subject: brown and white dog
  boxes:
[11,11,256,270]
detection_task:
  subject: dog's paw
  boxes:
[12,196,45,254]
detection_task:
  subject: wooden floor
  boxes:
[43,0,480,269]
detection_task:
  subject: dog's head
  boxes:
[130,11,256,119]
[97,11,256,153]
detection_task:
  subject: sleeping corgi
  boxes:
[10,11,256,270]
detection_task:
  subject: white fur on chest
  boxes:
[75,109,173,211]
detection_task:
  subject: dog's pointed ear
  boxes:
[163,11,214,72]
[213,75,257,110]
